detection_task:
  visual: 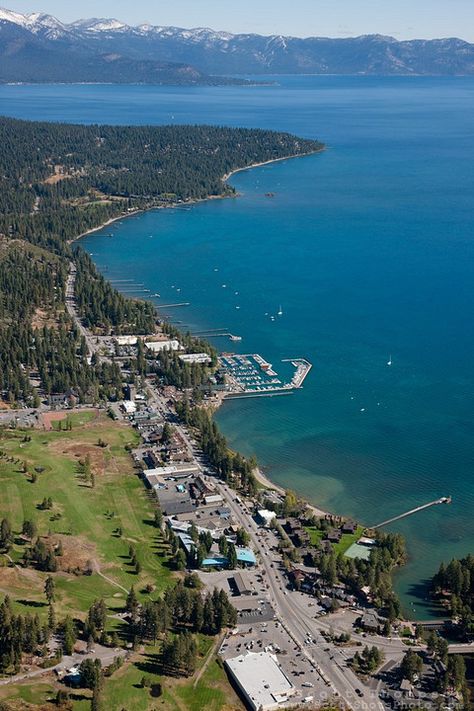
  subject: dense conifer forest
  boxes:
[0,116,322,403]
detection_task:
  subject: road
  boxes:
[137,377,385,708]
[212,481,385,711]
[63,263,389,710]
[65,262,100,358]
[0,644,126,687]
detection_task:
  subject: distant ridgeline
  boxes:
[0,116,322,405]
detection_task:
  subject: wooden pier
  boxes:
[371,497,452,530]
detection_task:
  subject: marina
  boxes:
[219,353,312,396]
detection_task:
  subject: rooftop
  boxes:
[225,651,295,711]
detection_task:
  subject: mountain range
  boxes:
[1,6,474,84]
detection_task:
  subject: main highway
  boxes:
[211,479,386,711]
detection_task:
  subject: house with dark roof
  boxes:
[341,519,357,534]
[326,529,342,543]
[359,610,386,633]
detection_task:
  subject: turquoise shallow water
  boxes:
[2,77,474,617]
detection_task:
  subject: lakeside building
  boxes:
[146,339,181,353]
[179,353,212,365]
[257,509,277,527]
[225,651,296,711]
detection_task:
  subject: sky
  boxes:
[3,0,474,42]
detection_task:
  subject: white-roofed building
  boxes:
[115,335,139,346]
[146,339,180,353]
[257,509,277,527]
[204,494,224,506]
[225,652,296,711]
[179,353,212,365]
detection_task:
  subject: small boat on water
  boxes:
[230,335,242,342]
[277,305,283,316]
[387,354,392,366]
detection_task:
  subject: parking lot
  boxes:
[219,619,333,706]
[197,567,272,598]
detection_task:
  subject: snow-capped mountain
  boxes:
[70,17,129,33]
[1,6,474,82]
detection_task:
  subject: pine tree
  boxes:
[44,575,55,604]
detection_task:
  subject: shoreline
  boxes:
[75,148,324,245]
[73,145,416,617]
[76,144,331,522]
[251,465,328,517]
[222,147,325,182]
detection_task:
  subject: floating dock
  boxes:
[219,353,312,397]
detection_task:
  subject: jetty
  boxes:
[282,358,313,388]
[371,496,452,530]
[155,302,190,308]
[218,353,313,397]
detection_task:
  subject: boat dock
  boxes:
[371,496,452,530]
[193,328,242,342]
[283,358,313,388]
[219,353,312,397]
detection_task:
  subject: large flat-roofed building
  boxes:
[146,339,180,353]
[225,652,295,711]
[179,353,212,365]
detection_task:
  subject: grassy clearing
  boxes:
[173,658,236,711]
[335,526,365,555]
[304,526,324,546]
[304,525,365,555]
[98,636,241,711]
[0,413,173,622]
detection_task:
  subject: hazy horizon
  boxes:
[2,0,474,43]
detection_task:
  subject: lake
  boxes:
[3,76,474,617]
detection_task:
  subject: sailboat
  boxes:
[277,305,283,316]
[387,354,392,366]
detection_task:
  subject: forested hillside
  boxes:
[0,117,322,403]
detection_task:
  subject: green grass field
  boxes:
[0,414,240,711]
[334,526,365,555]
[0,413,172,621]
[0,658,237,711]
[304,525,365,555]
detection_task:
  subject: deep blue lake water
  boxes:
[2,77,473,617]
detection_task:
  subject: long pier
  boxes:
[193,328,229,334]
[193,329,242,341]
[155,302,190,308]
[225,390,294,400]
[371,497,452,530]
